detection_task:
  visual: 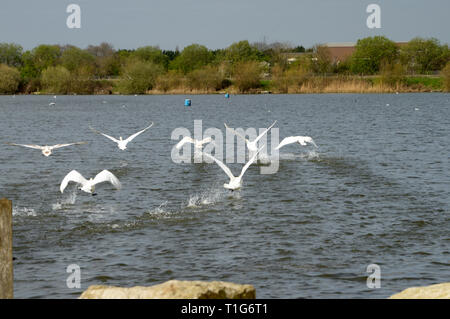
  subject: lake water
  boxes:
[0,93,449,299]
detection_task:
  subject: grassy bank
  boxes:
[16,75,447,95]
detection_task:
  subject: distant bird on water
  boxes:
[90,122,153,150]
[60,170,121,196]
[5,141,87,157]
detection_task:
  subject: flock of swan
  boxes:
[5,119,318,196]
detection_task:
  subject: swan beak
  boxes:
[92,193,97,196]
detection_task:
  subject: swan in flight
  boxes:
[275,136,318,150]
[90,123,153,150]
[175,136,213,150]
[5,142,87,157]
[202,146,264,191]
[224,121,276,153]
[60,170,121,195]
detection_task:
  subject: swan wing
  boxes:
[203,153,235,180]
[125,122,154,143]
[50,142,87,150]
[90,127,120,143]
[224,123,248,143]
[254,120,277,143]
[5,142,44,150]
[275,136,300,150]
[60,170,87,193]
[239,145,265,178]
[92,170,121,190]
[175,136,194,149]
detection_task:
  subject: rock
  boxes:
[389,283,450,299]
[79,280,256,299]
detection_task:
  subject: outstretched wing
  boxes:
[50,142,88,150]
[202,152,235,180]
[90,127,120,143]
[92,170,121,190]
[239,145,265,178]
[224,123,248,143]
[254,120,277,143]
[60,170,87,193]
[275,136,300,150]
[5,142,44,150]
[125,122,154,143]
[175,136,194,149]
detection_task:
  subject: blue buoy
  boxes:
[225,93,230,98]
[185,99,191,106]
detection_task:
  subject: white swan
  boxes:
[224,121,276,153]
[60,170,121,195]
[202,146,264,191]
[175,136,213,150]
[90,123,153,150]
[5,142,87,157]
[275,136,318,150]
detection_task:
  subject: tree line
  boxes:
[0,36,449,94]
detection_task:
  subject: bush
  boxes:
[117,60,164,94]
[0,64,21,94]
[271,64,310,93]
[155,71,184,92]
[442,62,450,92]
[380,62,406,87]
[232,61,262,93]
[41,66,71,94]
[186,65,225,91]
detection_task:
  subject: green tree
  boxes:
[30,45,61,74]
[351,36,398,75]
[60,46,96,74]
[133,46,169,69]
[41,66,71,94]
[223,40,263,64]
[400,37,450,74]
[0,43,23,67]
[118,60,164,94]
[0,64,21,94]
[169,44,213,74]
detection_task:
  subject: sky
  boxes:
[1,0,449,51]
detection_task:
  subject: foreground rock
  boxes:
[390,283,450,299]
[79,280,256,299]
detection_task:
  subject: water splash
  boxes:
[52,190,77,210]
[186,189,223,208]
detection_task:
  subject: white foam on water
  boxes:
[13,206,37,217]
